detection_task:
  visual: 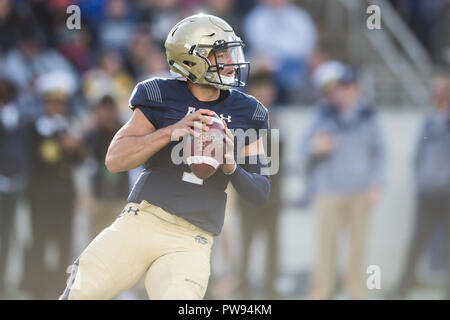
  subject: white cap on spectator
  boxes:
[312,60,346,92]
[36,71,78,98]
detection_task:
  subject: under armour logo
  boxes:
[195,234,208,245]
[127,207,140,215]
[220,114,231,123]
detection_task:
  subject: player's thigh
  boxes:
[61,213,147,299]
[145,250,211,300]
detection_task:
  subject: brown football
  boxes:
[186,113,226,180]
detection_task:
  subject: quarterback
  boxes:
[60,14,270,300]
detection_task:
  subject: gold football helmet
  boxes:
[165,14,249,90]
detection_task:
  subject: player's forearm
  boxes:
[229,154,271,205]
[230,164,271,205]
[105,126,172,173]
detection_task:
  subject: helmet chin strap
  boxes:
[205,72,236,90]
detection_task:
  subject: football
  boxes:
[186,113,226,179]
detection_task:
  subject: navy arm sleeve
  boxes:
[229,99,271,206]
[248,100,270,142]
[230,157,271,206]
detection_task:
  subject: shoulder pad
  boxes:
[251,101,268,122]
[138,78,163,103]
[129,78,163,110]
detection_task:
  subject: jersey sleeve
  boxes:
[129,79,165,129]
[248,99,270,141]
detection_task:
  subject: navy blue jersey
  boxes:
[127,78,269,235]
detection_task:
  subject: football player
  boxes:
[60,14,270,300]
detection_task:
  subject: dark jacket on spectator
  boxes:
[414,110,450,194]
[0,102,27,193]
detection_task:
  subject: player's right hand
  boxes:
[169,108,215,140]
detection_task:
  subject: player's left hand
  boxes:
[221,120,236,175]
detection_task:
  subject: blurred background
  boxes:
[0,0,449,300]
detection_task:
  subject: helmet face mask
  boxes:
[200,39,250,89]
[165,14,250,90]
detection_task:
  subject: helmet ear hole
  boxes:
[183,61,196,67]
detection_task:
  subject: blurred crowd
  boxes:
[389,0,450,62]
[0,0,449,300]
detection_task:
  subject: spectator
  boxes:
[0,78,27,299]
[390,75,450,299]
[83,96,129,240]
[126,27,156,79]
[236,69,283,299]
[301,62,386,300]
[98,0,136,52]
[125,28,170,81]
[20,72,85,299]
[83,50,134,122]
[1,28,76,90]
[58,27,96,75]
[75,0,105,30]
[203,0,244,38]
[243,0,317,104]
[139,48,171,82]
[390,0,447,58]
[0,0,29,53]
[297,60,345,208]
[136,0,184,48]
